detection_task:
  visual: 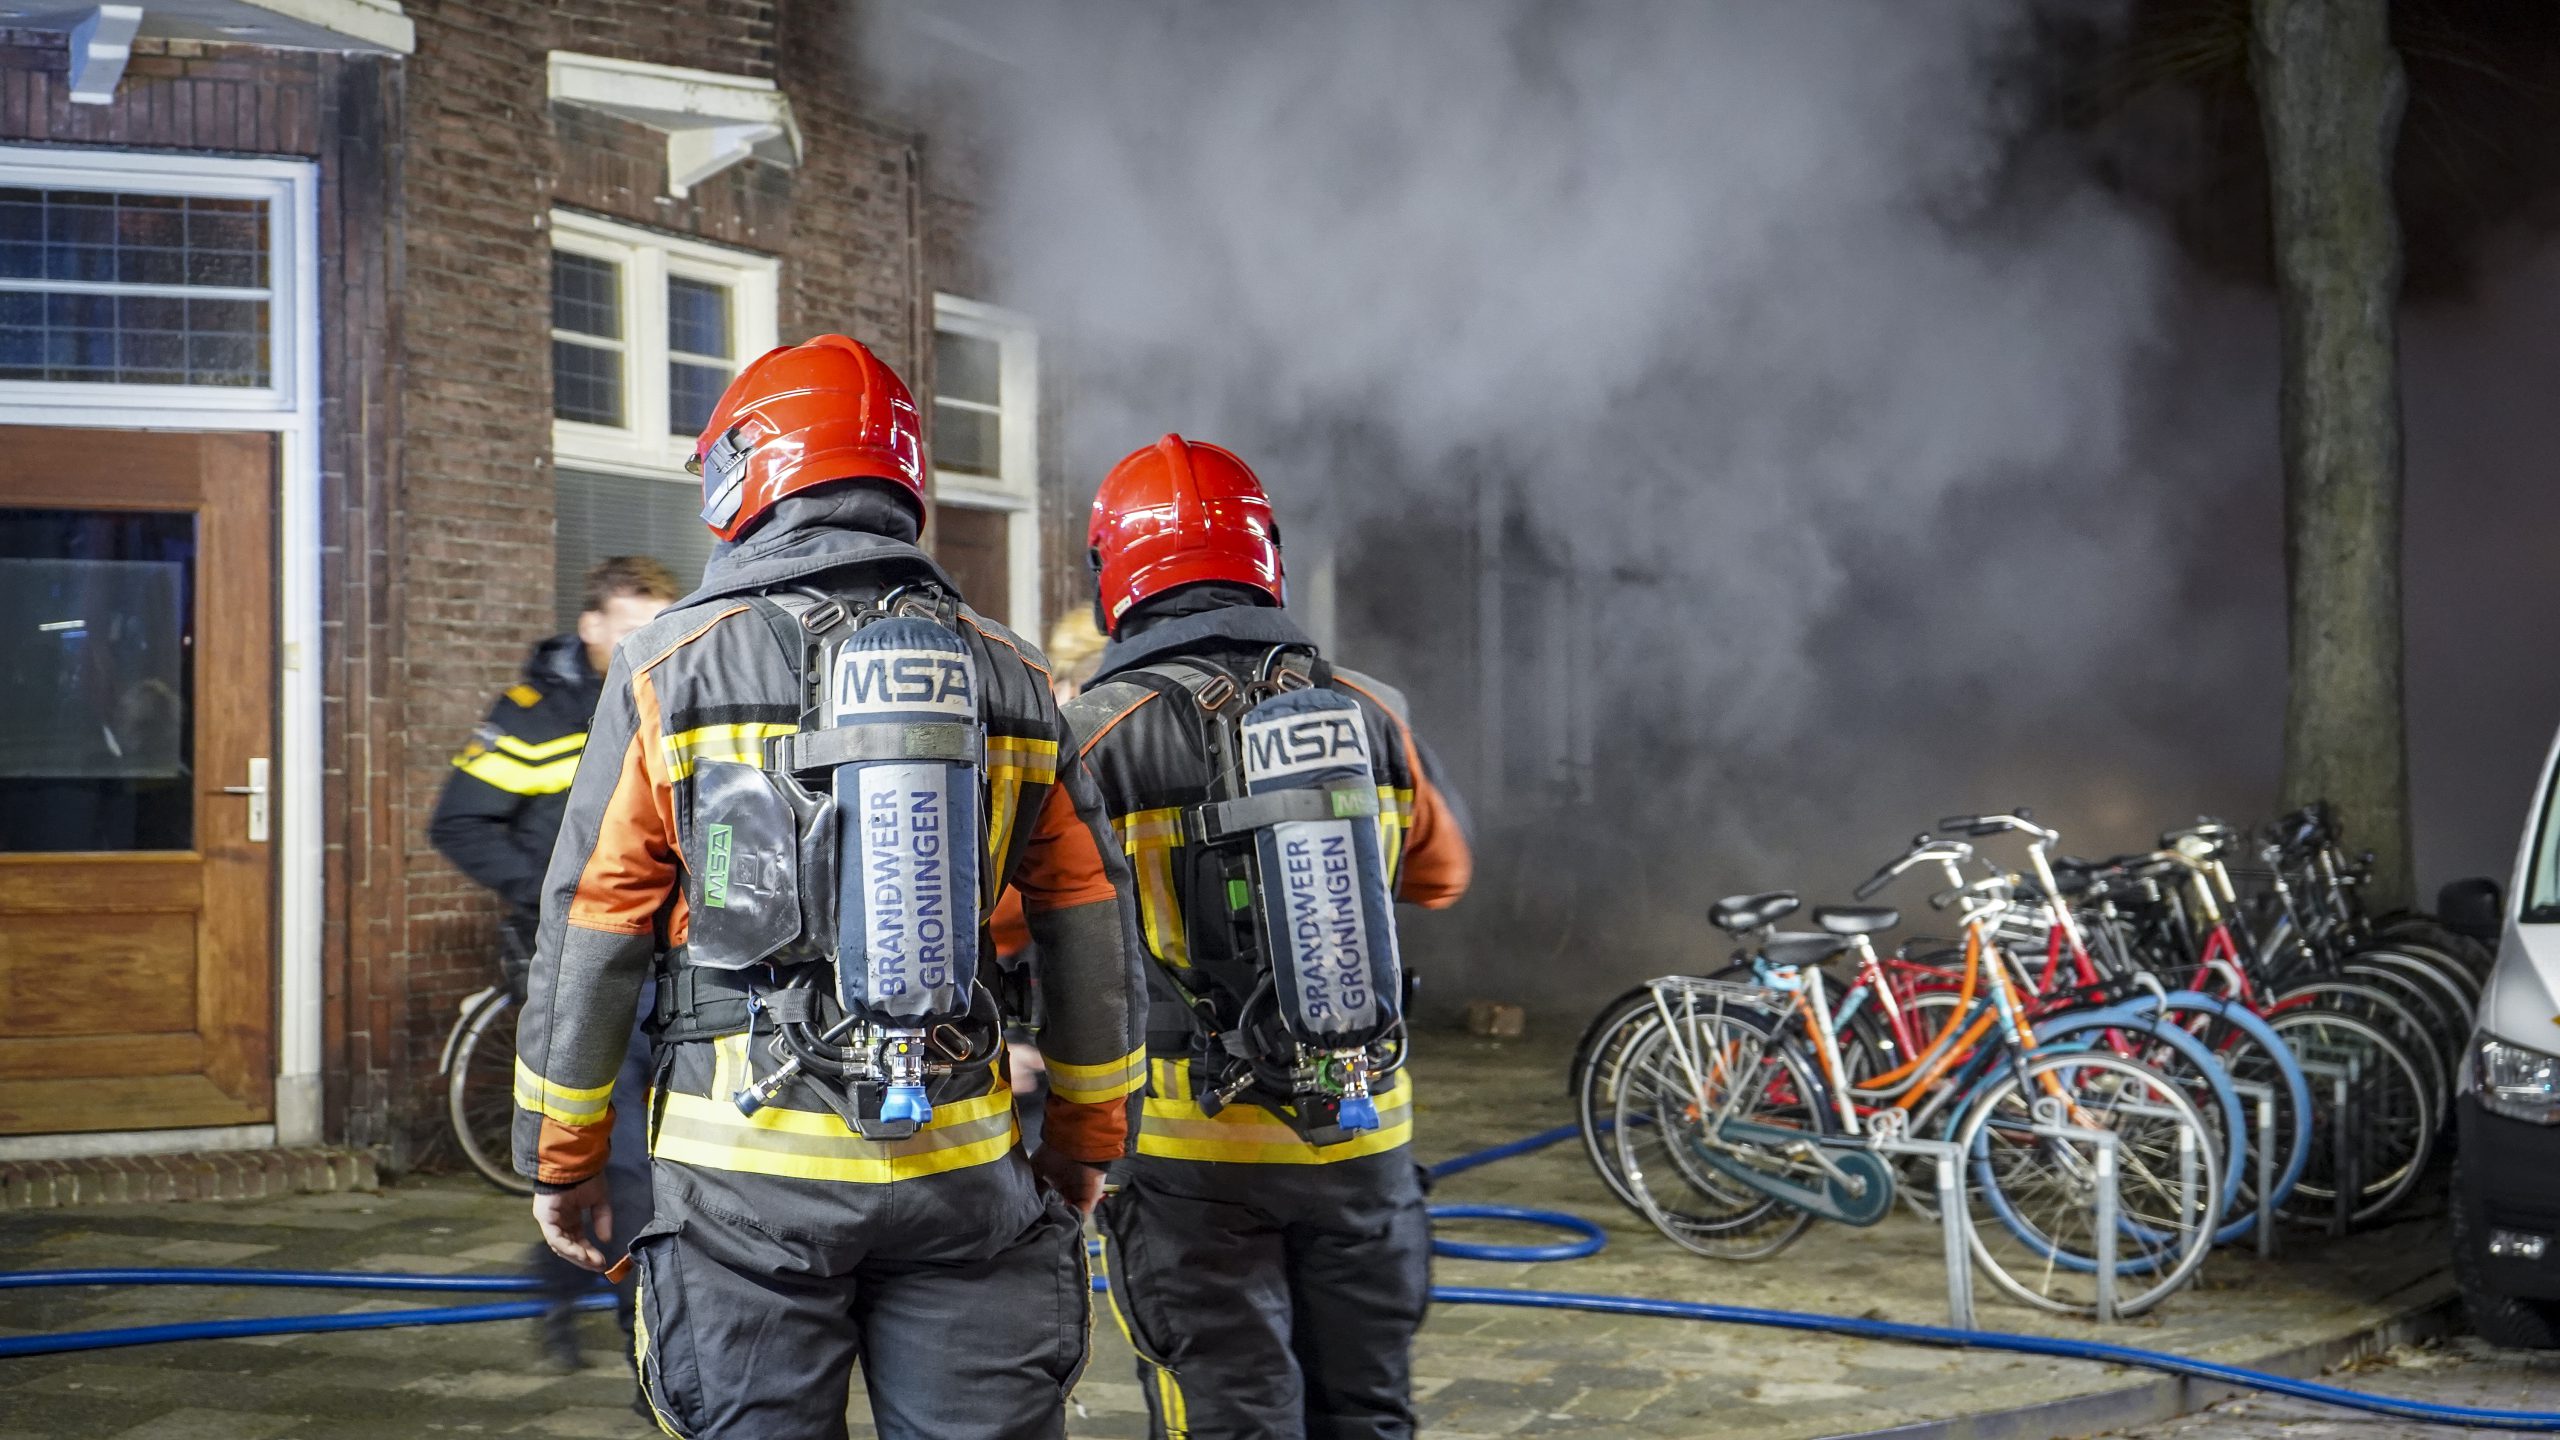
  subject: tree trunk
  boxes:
[2251,0,2413,910]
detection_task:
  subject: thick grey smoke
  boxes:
[884,0,2314,1012]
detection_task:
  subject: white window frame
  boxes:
[0,147,306,413]
[549,208,778,480]
[0,144,324,1154]
[932,294,1040,636]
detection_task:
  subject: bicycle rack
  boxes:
[1863,1112,1975,1329]
[2227,1078,2280,1259]
[2029,1095,2127,1324]
[2290,1044,2362,1238]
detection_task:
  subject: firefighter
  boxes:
[428,553,678,1373]
[512,335,1148,1440]
[1065,436,1472,1440]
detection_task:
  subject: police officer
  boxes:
[429,553,677,1372]
[512,335,1149,1440]
[1066,436,1472,1440]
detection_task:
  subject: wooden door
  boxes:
[0,430,275,1135]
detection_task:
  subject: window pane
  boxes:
[933,400,1000,476]
[552,251,621,339]
[553,338,625,426]
[0,508,196,852]
[0,188,272,387]
[936,329,1000,406]
[670,359,729,438]
[554,470,713,632]
[930,503,1010,623]
[667,276,731,359]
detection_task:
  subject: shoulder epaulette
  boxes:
[505,684,542,708]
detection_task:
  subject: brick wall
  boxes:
[2,3,1015,1161]
[0,33,409,1151]
[383,0,946,1159]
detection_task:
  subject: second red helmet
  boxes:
[691,334,924,543]
[1088,435,1284,633]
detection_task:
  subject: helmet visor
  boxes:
[698,424,751,531]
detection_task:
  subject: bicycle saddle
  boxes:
[1709,891,1800,934]
[1812,905,1899,936]
[1760,931,1854,967]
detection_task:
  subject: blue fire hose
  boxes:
[4,1121,2556,1431]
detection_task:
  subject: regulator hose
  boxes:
[3,1123,2552,1434]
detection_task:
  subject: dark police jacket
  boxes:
[1062,603,1471,1168]
[429,634,602,918]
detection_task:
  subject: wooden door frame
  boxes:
[0,144,326,1158]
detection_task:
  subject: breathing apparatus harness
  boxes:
[1120,643,1410,1144]
[666,581,1002,1142]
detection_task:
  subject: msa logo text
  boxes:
[1245,714,1366,776]
[833,648,974,716]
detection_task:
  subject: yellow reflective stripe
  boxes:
[456,749,580,796]
[1113,806,1190,968]
[986,733,1061,784]
[661,721,799,780]
[514,1058,614,1126]
[1136,1064,1413,1165]
[1046,1047,1148,1104]
[493,730,588,762]
[1377,784,1414,890]
[984,734,1061,873]
[650,1068,1018,1183]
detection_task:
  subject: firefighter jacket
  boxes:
[428,634,600,917]
[1062,602,1471,1166]
[511,513,1151,1192]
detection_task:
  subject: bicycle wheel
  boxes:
[2267,1006,2436,1224]
[1609,1004,1830,1261]
[2272,978,2450,1109]
[2031,1006,2249,1241]
[2340,955,2469,1083]
[2166,995,2313,1222]
[448,989,533,1196]
[1576,972,1745,1215]
[1956,1050,2222,1317]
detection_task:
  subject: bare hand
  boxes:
[1028,1145,1107,1215]
[532,1175,615,1272]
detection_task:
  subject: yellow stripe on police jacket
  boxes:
[457,746,582,796]
[1136,1059,1413,1165]
[647,1034,1019,1183]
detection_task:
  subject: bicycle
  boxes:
[439,928,533,1197]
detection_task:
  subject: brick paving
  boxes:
[0,1151,377,1213]
[0,1034,2461,1439]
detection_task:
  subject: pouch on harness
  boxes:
[1131,647,1406,1143]
[678,584,995,1140]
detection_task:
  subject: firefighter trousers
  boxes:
[1096,1152,1432,1440]
[628,1155,1091,1439]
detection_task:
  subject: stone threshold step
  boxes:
[0,1147,379,1211]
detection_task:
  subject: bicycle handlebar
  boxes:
[1936,810,2056,843]
[1856,835,1974,900]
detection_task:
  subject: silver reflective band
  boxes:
[1185,782,1378,845]
[775,723,982,772]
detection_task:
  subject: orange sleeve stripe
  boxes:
[1398,770,1473,909]
[1012,778,1124,912]
[1074,688,1159,759]
[962,615,1051,679]
[1336,679,1472,909]
[989,886,1032,959]
[1041,1095,1129,1166]
[535,1113,612,1185]
[565,665,678,935]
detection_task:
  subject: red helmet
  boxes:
[1088,434,1284,632]
[690,335,924,542]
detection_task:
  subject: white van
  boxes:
[2453,724,2560,1348]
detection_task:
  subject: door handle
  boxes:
[220,757,269,844]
